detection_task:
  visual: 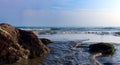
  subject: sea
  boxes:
[17,27,120,42]
[13,27,120,65]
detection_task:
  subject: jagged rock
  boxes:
[89,42,115,55]
[40,38,53,45]
[0,23,50,64]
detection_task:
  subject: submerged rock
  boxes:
[40,38,53,45]
[0,23,50,64]
[89,42,115,55]
[114,32,120,36]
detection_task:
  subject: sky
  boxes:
[0,0,120,27]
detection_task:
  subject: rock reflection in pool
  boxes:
[4,56,46,65]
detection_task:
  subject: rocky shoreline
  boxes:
[4,41,117,65]
[0,23,117,65]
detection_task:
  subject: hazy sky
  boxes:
[0,0,120,27]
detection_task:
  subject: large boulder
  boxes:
[0,23,50,63]
[89,42,115,55]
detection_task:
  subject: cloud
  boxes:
[1,0,120,26]
[22,9,62,26]
[21,9,120,26]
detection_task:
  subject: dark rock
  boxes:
[114,32,120,36]
[40,38,53,45]
[89,42,115,55]
[0,23,50,63]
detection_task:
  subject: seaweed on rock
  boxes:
[89,43,115,65]
[89,42,115,55]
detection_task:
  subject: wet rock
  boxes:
[89,42,115,55]
[0,23,50,64]
[40,38,53,45]
[114,32,120,36]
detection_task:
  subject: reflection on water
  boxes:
[4,56,46,65]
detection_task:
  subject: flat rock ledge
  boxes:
[0,23,50,64]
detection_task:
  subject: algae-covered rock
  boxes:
[0,23,50,63]
[89,42,115,55]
